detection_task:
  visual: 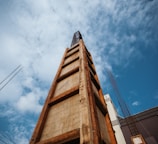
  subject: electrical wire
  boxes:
[105,68,140,136]
[0,65,21,85]
[106,68,131,117]
[0,66,23,91]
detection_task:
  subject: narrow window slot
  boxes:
[68,43,79,52]
[88,61,96,75]
[90,72,100,90]
[85,46,91,56]
[49,85,79,106]
[94,93,107,116]
[65,49,79,59]
[62,57,79,68]
[57,67,79,82]
[63,138,80,144]
[86,53,93,65]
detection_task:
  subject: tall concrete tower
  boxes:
[30,32,116,144]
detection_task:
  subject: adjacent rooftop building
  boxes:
[119,106,158,144]
[104,94,158,144]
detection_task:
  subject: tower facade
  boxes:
[30,32,116,144]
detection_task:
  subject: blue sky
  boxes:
[0,0,158,143]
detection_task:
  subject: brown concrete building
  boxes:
[30,32,116,144]
[119,107,158,144]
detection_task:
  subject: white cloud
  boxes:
[0,0,157,143]
[0,132,16,144]
[15,88,46,113]
[132,101,140,106]
[0,76,22,103]
[0,0,154,108]
[12,125,30,144]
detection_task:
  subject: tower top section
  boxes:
[71,31,82,47]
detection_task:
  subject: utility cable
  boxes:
[105,68,139,136]
[106,68,131,117]
[0,65,21,85]
[0,66,23,91]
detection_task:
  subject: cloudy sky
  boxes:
[0,0,158,143]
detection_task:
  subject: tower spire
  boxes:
[71,31,82,47]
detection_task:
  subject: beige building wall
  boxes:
[104,94,126,144]
[30,31,117,144]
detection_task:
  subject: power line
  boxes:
[0,66,23,91]
[105,68,139,136]
[106,68,131,117]
[0,65,21,85]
